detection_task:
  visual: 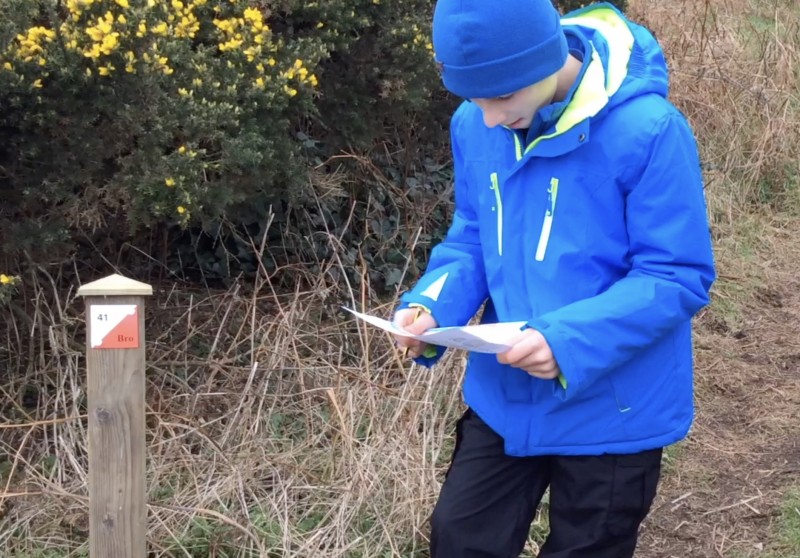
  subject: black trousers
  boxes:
[430,409,662,558]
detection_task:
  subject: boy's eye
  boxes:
[497,93,514,101]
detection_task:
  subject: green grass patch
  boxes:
[733,490,800,558]
[661,441,685,476]
[771,490,800,556]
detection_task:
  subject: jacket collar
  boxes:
[512,5,636,162]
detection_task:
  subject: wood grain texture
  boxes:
[85,294,146,557]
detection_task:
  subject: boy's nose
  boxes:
[482,108,506,128]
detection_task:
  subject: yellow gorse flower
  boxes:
[66,0,83,20]
[219,38,243,52]
[86,13,113,42]
[176,14,201,39]
[243,7,268,33]
[244,45,261,62]
[152,22,169,36]
[212,18,240,34]
[14,26,56,62]
[124,50,136,73]
[276,58,318,89]
[83,12,120,59]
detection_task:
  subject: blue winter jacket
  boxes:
[399,4,716,457]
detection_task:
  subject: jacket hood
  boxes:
[483,3,672,162]
[556,3,670,129]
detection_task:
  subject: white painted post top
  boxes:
[77,274,153,297]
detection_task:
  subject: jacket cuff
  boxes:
[413,344,446,368]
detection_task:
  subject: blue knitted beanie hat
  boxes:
[432,0,568,99]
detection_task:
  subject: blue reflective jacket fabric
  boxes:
[398,3,716,457]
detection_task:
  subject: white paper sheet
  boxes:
[344,307,526,354]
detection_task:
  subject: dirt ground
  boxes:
[636,216,800,558]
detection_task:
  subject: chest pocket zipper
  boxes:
[490,172,503,256]
[535,177,559,261]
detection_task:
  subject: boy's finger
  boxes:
[497,349,514,364]
[393,309,417,327]
[402,314,437,335]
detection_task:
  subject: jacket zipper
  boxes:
[490,173,503,256]
[535,177,559,261]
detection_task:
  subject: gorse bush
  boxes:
[0,0,442,284]
[1,0,321,246]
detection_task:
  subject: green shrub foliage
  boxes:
[1,0,319,259]
[0,0,443,282]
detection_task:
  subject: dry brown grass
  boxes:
[2,0,800,557]
[632,0,800,217]
[0,256,474,557]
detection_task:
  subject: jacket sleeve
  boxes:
[399,112,489,366]
[527,112,716,398]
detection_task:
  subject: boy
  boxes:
[393,1,716,557]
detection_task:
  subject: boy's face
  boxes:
[471,74,558,129]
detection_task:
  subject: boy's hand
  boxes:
[393,308,438,359]
[497,329,560,379]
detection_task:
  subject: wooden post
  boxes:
[78,274,152,557]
